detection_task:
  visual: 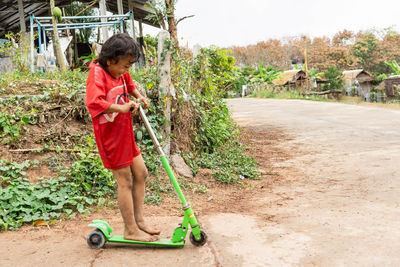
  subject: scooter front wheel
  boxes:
[189,230,208,246]
[87,229,106,249]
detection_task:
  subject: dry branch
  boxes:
[176,15,194,25]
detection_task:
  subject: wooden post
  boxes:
[117,0,123,14]
[99,0,109,42]
[139,19,143,37]
[128,0,137,40]
[138,19,145,67]
[17,0,26,32]
[157,30,172,157]
[72,29,78,66]
[30,14,34,72]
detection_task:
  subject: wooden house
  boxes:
[0,0,158,37]
[343,69,375,101]
[0,0,158,71]
[272,70,308,90]
[377,75,400,100]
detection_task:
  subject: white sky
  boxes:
[142,0,400,48]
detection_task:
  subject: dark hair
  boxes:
[98,33,140,69]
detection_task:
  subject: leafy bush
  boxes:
[0,39,263,232]
[0,144,116,231]
[194,100,235,153]
[0,108,35,143]
[185,141,259,184]
[322,66,344,91]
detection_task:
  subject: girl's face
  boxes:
[106,56,136,79]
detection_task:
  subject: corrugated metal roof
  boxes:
[0,0,158,36]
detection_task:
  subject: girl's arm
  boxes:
[105,102,138,113]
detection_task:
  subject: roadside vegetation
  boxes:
[0,34,262,231]
[2,1,400,232]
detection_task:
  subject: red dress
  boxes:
[86,62,140,170]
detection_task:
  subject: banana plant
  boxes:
[384,60,400,75]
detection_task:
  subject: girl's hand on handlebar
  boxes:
[119,101,138,114]
[136,97,150,109]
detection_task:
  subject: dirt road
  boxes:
[226,98,400,266]
[1,98,400,266]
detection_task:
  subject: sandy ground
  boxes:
[1,98,400,266]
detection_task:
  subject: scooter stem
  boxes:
[138,106,164,157]
[138,106,189,207]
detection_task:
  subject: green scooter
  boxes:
[87,105,207,248]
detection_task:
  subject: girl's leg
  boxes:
[112,166,157,241]
[130,154,161,235]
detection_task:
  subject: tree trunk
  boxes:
[50,0,66,72]
[157,30,172,157]
[165,0,179,48]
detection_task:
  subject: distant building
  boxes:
[272,70,308,89]
[377,75,400,100]
[0,0,157,37]
[343,69,375,101]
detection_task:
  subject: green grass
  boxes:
[251,88,400,110]
[250,88,331,102]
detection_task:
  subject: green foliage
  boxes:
[194,100,235,153]
[252,62,281,83]
[0,68,87,97]
[308,67,324,80]
[250,85,332,103]
[67,136,116,198]
[0,107,35,143]
[130,66,164,175]
[384,60,400,75]
[375,73,388,84]
[185,141,259,184]
[131,44,260,185]
[0,38,262,231]
[228,62,281,97]
[193,46,239,99]
[78,53,97,70]
[0,137,117,231]
[64,2,96,43]
[0,32,31,73]
[352,33,390,75]
[322,66,344,91]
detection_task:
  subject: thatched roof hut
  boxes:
[343,69,374,83]
[379,75,400,100]
[342,69,374,101]
[272,70,308,88]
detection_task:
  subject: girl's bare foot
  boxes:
[136,220,161,235]
[124,229,158,242]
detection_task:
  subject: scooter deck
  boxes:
[108,235,185,247]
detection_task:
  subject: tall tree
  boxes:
[50,0,66,72]
[146,0,193,48]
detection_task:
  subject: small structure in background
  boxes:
[378,75,400,101]
[342,69,375,101]
[312,77,327,91]
[0,0,159,73]
[272,70,308,90]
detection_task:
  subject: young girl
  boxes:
[86,33,159,242]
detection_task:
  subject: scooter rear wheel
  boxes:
[87,229,106,249]
[189,230,207,246]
